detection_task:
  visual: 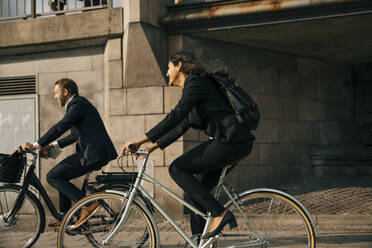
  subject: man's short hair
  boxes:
[55,78,79,95]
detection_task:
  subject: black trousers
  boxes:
[46,153,93,214]
[168,139,253,235]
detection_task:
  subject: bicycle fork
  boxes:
[101,153,149,246]
[0,189,26,227]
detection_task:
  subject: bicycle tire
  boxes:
[0,184,45,248]
[57,192,158,248]
[216,189,316,248]
[96,184,154,213]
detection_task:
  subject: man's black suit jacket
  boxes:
[38,95,117,169]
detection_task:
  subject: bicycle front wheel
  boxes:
[217,190,316,248]
[0,185,45,248]
[58,192,158,248]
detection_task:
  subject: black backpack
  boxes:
[209,71,260,130]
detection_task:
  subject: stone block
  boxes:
[164,141,183,166]
[38,72,66,96]
[317,76,352,103]
[297,57,325,76]
[226,164,311,191]
[91,53,104,72]
[317,121,360,145]
[0,58,39,76]
[240,143,260,165]
[299,99,325,121]
[259,95,281,119]
[92,92,104,116]
[39,95,65,135]
[280,144,311,165]
[110,115,145,143]
[182,35,297,72]
[279,72,317,99]
[280,97,299,120]
[260,95,299,120]
[145,114,167,132]
[66,70,104,93]
[183,128,200,142]
[123,23,167,87]
[168,35,184,56]
[260,144,282,165]
[104,38,122,62]
[279,120,317,144]
[325,101,353,121]
[154,167,184,220]
[0,8,122,50]
[110,88,126,116]
[148,148,165,167]
[253,119,279,143]
[39,54,92,73]
[105,60,123,89]
[164,86,182,113]
[183,141,201,153]
[228,66,257,93]
[127,87,163,114]
[254,69,280,95]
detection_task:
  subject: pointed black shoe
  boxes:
[202,210,237,239]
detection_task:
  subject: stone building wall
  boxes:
[166,35,357,193]
[0,44,122,214]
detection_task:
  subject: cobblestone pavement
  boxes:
[17,176,372,247]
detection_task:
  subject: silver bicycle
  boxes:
[57,150,317,248]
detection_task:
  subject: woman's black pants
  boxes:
[168,138,253,235]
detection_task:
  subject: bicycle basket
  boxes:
[0,153,26,183]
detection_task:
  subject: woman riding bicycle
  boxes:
[122,51,254,239]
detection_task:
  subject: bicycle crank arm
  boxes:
[200,235,220,248]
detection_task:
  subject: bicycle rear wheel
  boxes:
[58,192,158,248]
[216,190,316,248]
[0,185,45,248]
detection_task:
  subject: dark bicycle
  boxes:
[0,148,151,248]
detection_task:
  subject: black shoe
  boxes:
[202,211,237,239]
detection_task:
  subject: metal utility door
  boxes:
[0,95,39,177]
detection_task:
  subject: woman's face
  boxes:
[166,61,180,86]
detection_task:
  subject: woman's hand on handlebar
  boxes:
[142,143,159,154]
[121,141,141,154]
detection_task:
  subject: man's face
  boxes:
[54,84,69,107]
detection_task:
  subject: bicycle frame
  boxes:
[14,160,64,222]
[102,151,264,248]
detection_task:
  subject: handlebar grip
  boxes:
[128,144,136,150]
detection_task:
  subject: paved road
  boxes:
[34,229,372,247]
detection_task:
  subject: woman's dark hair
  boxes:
[169,51,206,77]
[55,78,79,95]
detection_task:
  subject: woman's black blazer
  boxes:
[146,75,254,149]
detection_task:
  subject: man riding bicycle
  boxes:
[22,78,117,228]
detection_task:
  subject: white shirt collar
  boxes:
[64,94,77,110]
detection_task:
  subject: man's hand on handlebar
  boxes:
[21,142,36,152]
